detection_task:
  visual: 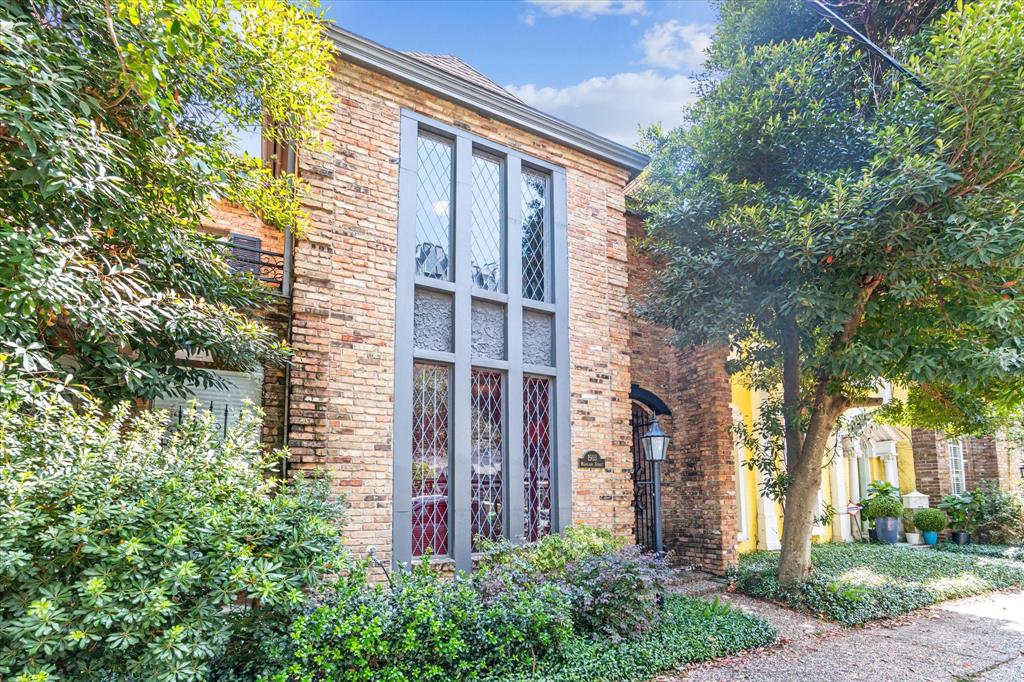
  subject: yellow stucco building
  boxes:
[731,378,925,552]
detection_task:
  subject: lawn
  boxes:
[732,543,1024,625]
[491,595,777,682]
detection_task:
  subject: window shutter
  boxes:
[152,369,264,436]
[229,234,262,277]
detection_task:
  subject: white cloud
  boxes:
[639,20,713,72]
[522,12,537,26]
[526,0,647,20]
[506,71,695,146]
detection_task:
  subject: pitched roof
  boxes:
[326,25,648,175]
[403,52,524,104]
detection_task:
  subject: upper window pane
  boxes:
[471,153,503,292]
[522,169,548,301]
[415,133,453,281]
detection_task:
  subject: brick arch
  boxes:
[630,384,672,417]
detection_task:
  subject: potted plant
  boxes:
[859,480,901,542]
[866,496,903,544]
[939,492,983,545]
[902,509,921,545]
[913,508,947,545]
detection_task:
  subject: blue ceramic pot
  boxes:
[923,530,938,545]
[875,517,900,544]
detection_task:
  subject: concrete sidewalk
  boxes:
[660,581,1024,681]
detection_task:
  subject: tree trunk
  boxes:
[777,389,844,587]
[778,393,835,585]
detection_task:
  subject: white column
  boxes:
[847,439,865,540]
[830,437,852,541]
[884,455,900,489]
[756,471,781,550]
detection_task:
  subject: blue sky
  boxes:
[321,1,719,146]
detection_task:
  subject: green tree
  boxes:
[0,0,333,404]
[636,0,1024,585]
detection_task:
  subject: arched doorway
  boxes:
[629,385,671,552]
[630,402,657,550]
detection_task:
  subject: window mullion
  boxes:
[451,136,474,571]
[551,169,572,532]
[392,113,420,566]
[505,156,525,544]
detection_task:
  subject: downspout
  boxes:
[280,143,298,478]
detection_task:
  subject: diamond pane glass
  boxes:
[471,154,503,292]
[523,311,553,366]
[522,169,548,301]
[415,134,453,281]
[471,369,504,549]
[412,363,450,557]
[472,300,506,360]
[414,289,453,353]
[523,376,552,542]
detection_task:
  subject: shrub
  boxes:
[0,400,346,681]
[939,492,984,532]
[479,527,668,642]
[860,480,901,521]
[914,508,948,533]
[974,485,1024,544]
[560,546,667,641]
[271,559,574,681]
[866,495,903,520]
[478,525,624,575]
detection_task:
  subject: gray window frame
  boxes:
[393,110,571,571]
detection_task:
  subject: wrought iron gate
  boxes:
[631,402,657,551]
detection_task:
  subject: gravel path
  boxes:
[659,576,1024,682]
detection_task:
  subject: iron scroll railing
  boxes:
[228,242,286,292]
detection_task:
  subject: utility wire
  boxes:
[804,0,930,93]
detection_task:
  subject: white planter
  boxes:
[905,531,922,545]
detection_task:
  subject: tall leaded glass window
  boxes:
[471,153,504,292]
[521,168,549,302]
[394,112,570,570]
[471,369,504,549]
[412,363,450,556]
[415,133,453,280]
[523,376,552,542]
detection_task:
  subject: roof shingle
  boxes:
[403,52,523,104]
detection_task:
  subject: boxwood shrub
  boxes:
[733,543,1024,625]
[913,508,948,533]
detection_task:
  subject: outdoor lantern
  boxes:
[641,418,671,462]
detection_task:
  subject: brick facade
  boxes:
[913,429,1019,500]
[196,49,742,573]
[279,58,635,564]
[627,216,737,574]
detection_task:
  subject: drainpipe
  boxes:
[279,143,298,478]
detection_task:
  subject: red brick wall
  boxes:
[284,59,635,563]
[626,215,737,574]
[913,429,1016,499]
[912,429,952,502]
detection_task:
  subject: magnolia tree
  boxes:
[637,0,1024,584]
[0,0,333,404]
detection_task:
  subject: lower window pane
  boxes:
[523,376,552,542]
[412,363,450,557]
[471,369,504,549]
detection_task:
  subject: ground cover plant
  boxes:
[929,543,1024,562]
[489,595,778,682]
[732,543,1024,625]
